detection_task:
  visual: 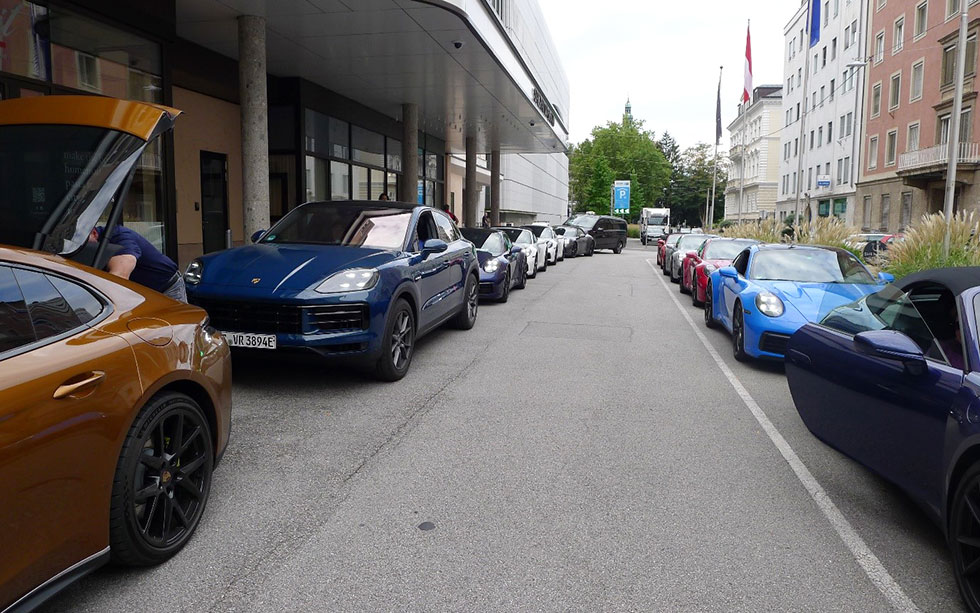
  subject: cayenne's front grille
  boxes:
[191,299,368,334]
[308,304,369,332]
[759,332,791,355]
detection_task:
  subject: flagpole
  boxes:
[709,65,723,230]
[794,1,813,240]
[737,20,750,225]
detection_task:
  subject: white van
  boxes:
[639,208,670,245]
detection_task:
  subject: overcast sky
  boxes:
[537,0,794,150]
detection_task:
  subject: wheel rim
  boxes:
[467,280,478,319]
[954,478,980,606]
[133,407,210,549]
[704,286,712,324]
[391,310,414,370]
[734,310,744,354]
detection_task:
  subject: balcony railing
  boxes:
[898,142,980,172]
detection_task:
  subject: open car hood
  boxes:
[0,96,181,257]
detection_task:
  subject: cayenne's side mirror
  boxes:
[877,272,895,284]
[251,229,266,243]
[718,266,738,279]
[854,329,927,375]
[421,238,449,258]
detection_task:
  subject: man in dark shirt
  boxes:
[88,225,186,301]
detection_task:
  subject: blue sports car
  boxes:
[185,200,480,381]
[784,268,980,611]
[460,227,527,302]
[704,243,892,361]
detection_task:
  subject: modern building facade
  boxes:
[725,85,782,221]
[856,0,980,232]
[777,0,865,224]
[0,0,570,267]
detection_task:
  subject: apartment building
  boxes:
[777,0,866,224]
[726,85,783,221]
[857,0,980,231]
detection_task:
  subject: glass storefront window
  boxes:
[425,180,435,206]
[416,179,424,204]
[386,137,401,171]
[269,106,295,150]
[330,161,349,200]
[352,126,383,167]
[387,172,398,200]
[370,168,385,200]
[269,154,296,221]
[305,155,328,202]
[352,165,369,200]
[330,118,348,159]
[0,1,49,81]
[426,153,442,180]
[125,138,166,251]
[48,6,162,102]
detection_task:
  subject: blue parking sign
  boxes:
[613,180,630,214]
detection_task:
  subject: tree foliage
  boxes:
[569,116,726,227]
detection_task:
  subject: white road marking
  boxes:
[645,258,920,613]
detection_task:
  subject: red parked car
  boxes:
[681,238,759,305]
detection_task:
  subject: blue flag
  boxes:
[810,0,821,47]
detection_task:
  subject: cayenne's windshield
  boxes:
[750,249,875,284]
[703,240,756,260]
[261,203,412,249]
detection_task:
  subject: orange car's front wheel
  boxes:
[109,391,214,566]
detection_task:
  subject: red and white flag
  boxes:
[742,22,752,103]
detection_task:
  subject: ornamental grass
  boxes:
[884,212,980,280]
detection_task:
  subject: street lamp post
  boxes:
[943,0,970,258]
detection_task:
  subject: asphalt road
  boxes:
[43,238,963,612]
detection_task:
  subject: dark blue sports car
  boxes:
[785,267,980,611]
[460,227,526,303]
[184,200,480,381]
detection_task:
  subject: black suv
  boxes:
[564,214,628,253]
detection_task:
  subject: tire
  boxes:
[679,269,690,294]
[375,299,416,381]
[692,275,703,307]
[528,257,537,279]
[662,256,670,275]
[587,244,594,257]
[613,240,624,254]
[732,303,748,362]
[109,392,214,566]
[451,274,479,330]
[704,282,717,329]
[515,263,527,289]
[540,253,548,272]
[950,463,980,612]
[499,272,510,303]
[641,236,647,246]
[670,262,680,284]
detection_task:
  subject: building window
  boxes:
[911,60,924,101]
[947,0,959,19]
[828,121,833,142]
[878,0,887,9]
[940,113,951,144]
[837,159,844,185]
[875,32,885,63]
[822,46,828,67]
[820,85,826,105]
[885,130,898,165]
[351,126,385,168]
[851,20,859,46]
[818,127,824,147]
[915,1,928,38]
[352,165,369,200]
[942,35,977,87]
[75,53,101,91]
[832,37,838,60]
[844,156,851,183]
[908,122,920,150]
[863,195,873,228]
[810,130,815,150]
[962,107,973,142]
[845,25,852,49]
[825,1,830,24]
[869,135,879,169]
[901,192,913,228]
[871,82,882,117]
[880,194,891,230]
[894,17,905,53]
[889,72,902,110]
[847,112,854,136]
[330,161,350,200]
[830,78,836,100]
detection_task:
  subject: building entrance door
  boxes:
[201,151,228,253]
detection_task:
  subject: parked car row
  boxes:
[658,231,980,612]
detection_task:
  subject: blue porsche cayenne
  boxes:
[184,200,480,381]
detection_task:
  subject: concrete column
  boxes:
[238,15,270,236]
[465,136,477,227]
[490,149,501,226]
[400,103,419,203]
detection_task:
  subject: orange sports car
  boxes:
[0,97,232,611]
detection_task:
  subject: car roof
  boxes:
[895,267,980,296]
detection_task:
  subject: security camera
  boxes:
[452,40,464,49]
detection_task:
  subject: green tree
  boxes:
[568,117,671,221]
[670,143,728,227]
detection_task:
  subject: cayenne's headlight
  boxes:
[185,259,203,285]
[755,291,784,317]
[483,258,500,273]
[315,268,379,294]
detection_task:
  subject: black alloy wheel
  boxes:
[732,303,748,362]
[670,261,680,284]
[541,251,548,271]
[109,392,213,566]
[376,299,416,381]
[679,268,690,294]
[515,262,527,289]
[451,274,479,330]
[692,274,703,307]
[613,240,624,254]
[499,271,511,303]
[704,282,717,329]
[587,243,594,256]
[528,255,537,278]
[662,255,670,275]
[950,464,980,612]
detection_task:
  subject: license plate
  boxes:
[223,332,277,350]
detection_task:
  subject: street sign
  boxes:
[816,174,831,188]
[612,180,630,214]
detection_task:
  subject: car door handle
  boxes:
[53,371,106,400]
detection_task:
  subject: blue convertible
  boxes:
[704,244,891,361]
[184,200,480,381]
[785,268,980,611]
[460,227,527,302]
